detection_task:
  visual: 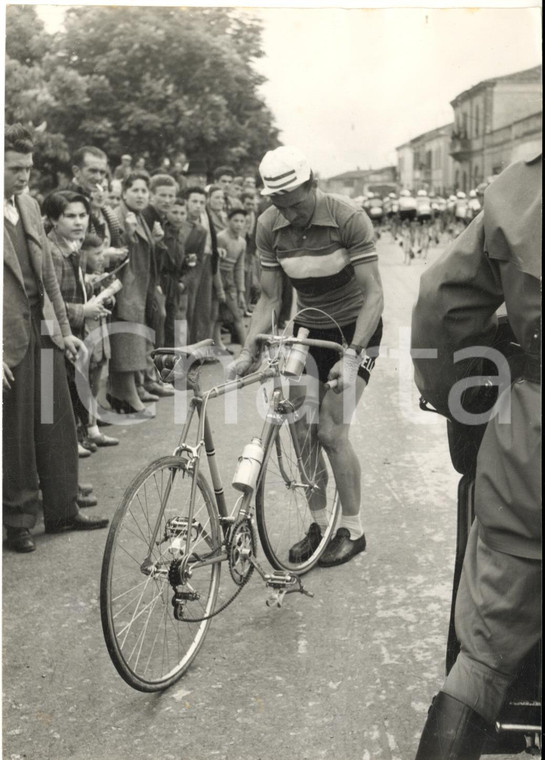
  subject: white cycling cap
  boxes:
[259,146,312,196]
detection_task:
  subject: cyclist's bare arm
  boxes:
[349,261,384,348]
[244,268,283,355]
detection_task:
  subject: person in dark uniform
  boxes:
[411,153,541,759]
[3,124,109,552]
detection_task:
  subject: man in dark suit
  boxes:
[181,187,208,344]
[3,124,109,553]
[69,144,124,257]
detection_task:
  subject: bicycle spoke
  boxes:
[101,457,221,691]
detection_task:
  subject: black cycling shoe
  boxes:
[288,522,322,563]
[318,528,366,567]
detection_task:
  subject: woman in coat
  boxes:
[107,171,159,418]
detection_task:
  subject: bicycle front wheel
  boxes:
[100,456,221,692]
[256,419,340,573]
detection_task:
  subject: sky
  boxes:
[26,2,544,177]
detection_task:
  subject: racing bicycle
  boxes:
[100,327,344,691]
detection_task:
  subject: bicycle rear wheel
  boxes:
[256,419,340,573]
[100,456,221,692]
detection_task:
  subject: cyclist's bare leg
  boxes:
[316,377,367,517]
[288,380,327,512]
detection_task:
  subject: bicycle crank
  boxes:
[227,518,256,586]
[264,571,314,608]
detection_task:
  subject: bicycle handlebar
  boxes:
[254,333,345,355]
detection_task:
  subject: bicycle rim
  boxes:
[256,420,340,574]
[100,456,221,692]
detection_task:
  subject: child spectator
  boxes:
[43,191,112,455]
[81,233,119,446]
[166,197,192,346]
[214,208,248,348]
[241,191,260,314]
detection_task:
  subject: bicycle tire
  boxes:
[256,419,340,574]
[100,456,221,692]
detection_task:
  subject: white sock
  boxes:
[311,509,330,532]
[87,425,99,437]
[340,514,364,539]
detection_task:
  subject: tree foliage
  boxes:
[5,6,280,188]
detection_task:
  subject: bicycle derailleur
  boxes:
[164,516,206,621]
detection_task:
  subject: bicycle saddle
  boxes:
[152,339,215,381]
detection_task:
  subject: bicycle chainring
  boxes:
[227,518,256,586]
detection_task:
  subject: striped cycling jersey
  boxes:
[257,189,377,328]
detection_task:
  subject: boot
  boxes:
[415,691,492,760]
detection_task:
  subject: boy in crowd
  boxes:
[215,208,248,347]
[166,196,191,346]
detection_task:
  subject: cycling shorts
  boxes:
[293,318,383,385]
[417,214,432,223]
[399,209,416,221]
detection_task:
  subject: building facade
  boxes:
[450,65,542,191]
[321,166,397,198]
[395,124,455,195]
[396,143,414,192]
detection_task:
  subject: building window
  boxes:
[475,105,480,137]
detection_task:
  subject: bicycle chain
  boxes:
[169,517,255,623]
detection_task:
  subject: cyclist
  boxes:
[229,145,384,568]
[432,194,447,241]
[385,192,400,240]
[454,190,469,236]
[398,189,418,263]
[415,189,432,260]
[467,189,482,222]
[367,192,384,238]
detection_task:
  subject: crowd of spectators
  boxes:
[45,148,267,435]
[3,124,285,552]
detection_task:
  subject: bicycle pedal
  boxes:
[266,591,285,608]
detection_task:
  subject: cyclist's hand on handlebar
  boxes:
[226,347,254,381]
[327,352,361,394]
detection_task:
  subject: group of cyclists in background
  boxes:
[352,184,486,264]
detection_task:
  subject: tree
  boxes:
[5,5,280,185]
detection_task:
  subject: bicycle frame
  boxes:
[146,332,344,579]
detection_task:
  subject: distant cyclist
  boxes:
[398,189,418,263]
[454,190,469,234]
[384,192,399,240]
[467,189,482,222]
[415,189,432,261]
[367,192,384,237]
[230,145,384,568]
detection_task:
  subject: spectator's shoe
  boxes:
[81,438,98,453]
[78,443,92,458]
[45,512,109,533]
[106,393,155,420]
[87,432,119,447]
[77,494,98,508]
[318,528,366,567]
[6,527,36,553]
[137,386,160,402]
[144,381,175,397]
[288,522,322,563]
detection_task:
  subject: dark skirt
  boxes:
[109,318,152,373]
